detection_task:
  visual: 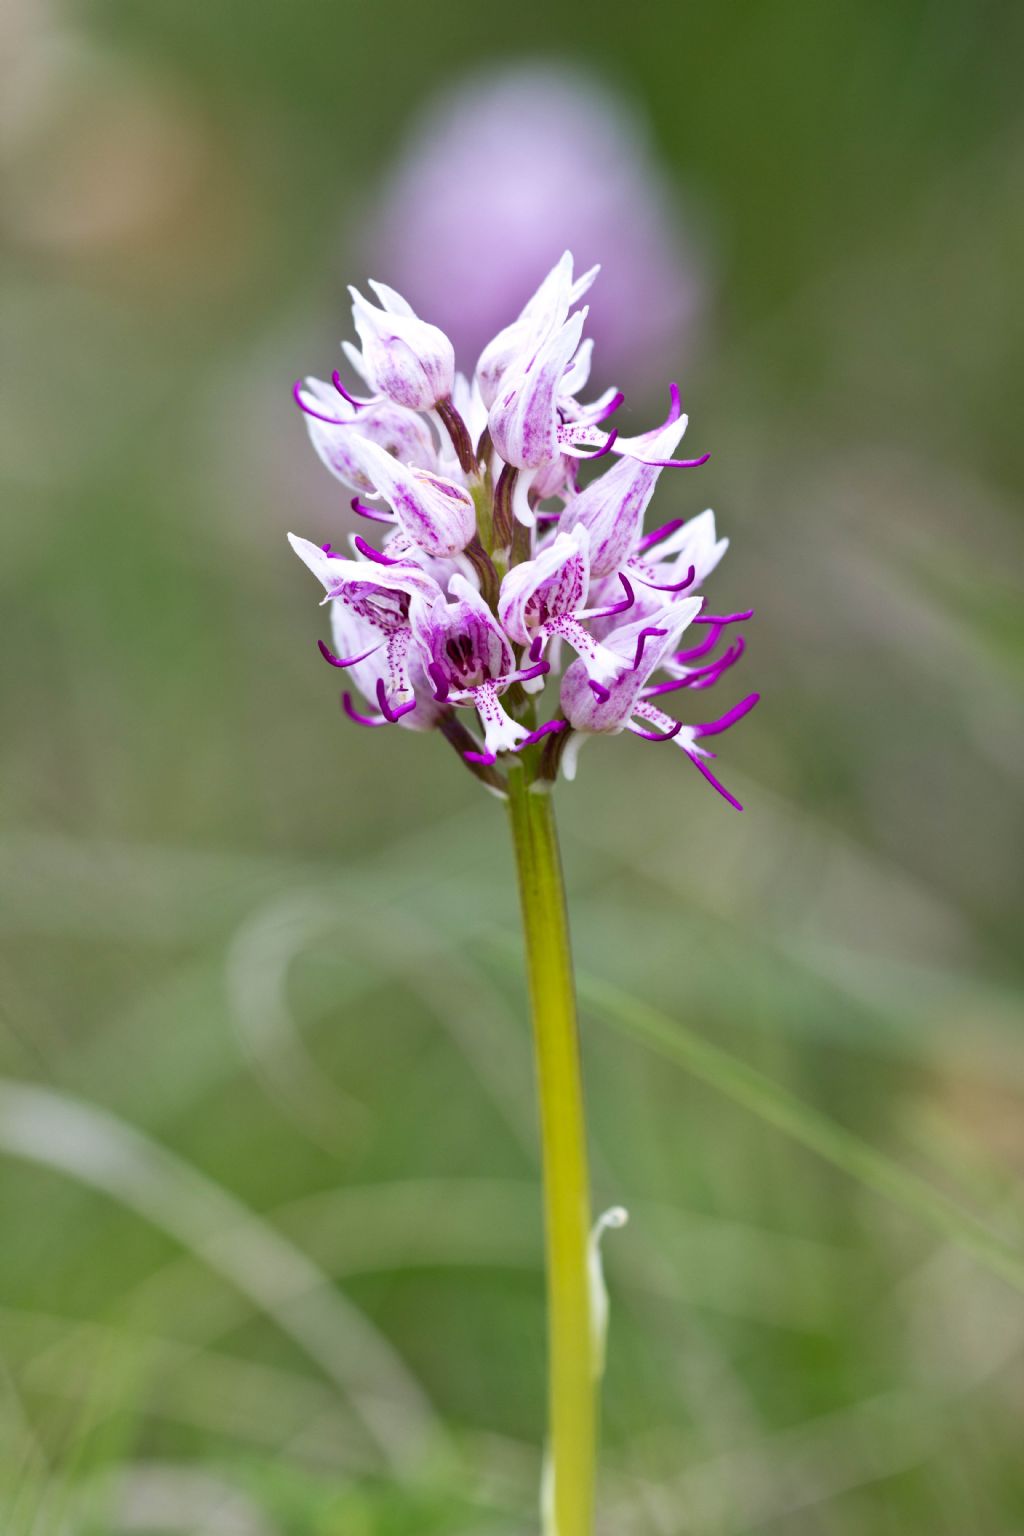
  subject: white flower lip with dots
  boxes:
[288,260,758,806]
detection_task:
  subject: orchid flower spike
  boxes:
[288,254,757,805]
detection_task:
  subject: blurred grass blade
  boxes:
[577,975,1024,1296]
[0,1079,442,1470]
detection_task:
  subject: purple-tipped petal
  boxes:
[464,748,498,765]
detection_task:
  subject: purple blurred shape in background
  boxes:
[359,64,708,391]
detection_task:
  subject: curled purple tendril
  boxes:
[692,610,754,626]
[350,496,394,524]
[463,747,497,766]
[375,679,417,723]
[292,380,350,426]
[332,370,366,410]
[519,719,567,747]
[581,427,619,460]
[594,390,625,424]
[318,637,383,670]
[635,451,711,470]
[341,692,385,727]
[687,750,744,811]
[515,659,551,684]
[588,680,611,704]
[353,535,399,565]
[586,572,635,621]
[630,716,684,742]
[674,624,723,663]
[645,638,746,697]
[636,563,696,594]
[426,662,450,702]
[694,692,760,738]
[320,542,345,559]
[635,518,685,556]
[631,626,668,671]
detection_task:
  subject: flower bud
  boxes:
[349,281,455,410]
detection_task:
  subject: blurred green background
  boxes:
[3,0,1023,1532]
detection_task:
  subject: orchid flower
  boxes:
[497,527,626,687]
[286,534,442,719]
[293,376,437,495]
[288,257,756,806]
[410,575,552,764]
[285,252,759,1536]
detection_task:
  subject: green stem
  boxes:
[506,763,594,1536]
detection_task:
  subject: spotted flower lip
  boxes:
[349,281,456,410]
[410,575,537,762]
[288,251,757,803]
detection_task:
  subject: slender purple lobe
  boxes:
[636,564,696,593]
[687,751,744,810]
[353,535,401,565]
[695,692,760,737]
[635,518,686,556]
[342,692,386,727]
[632,626,668,671]
[375,679,417,722]
[318,637,383,669]
[427,661,450,701]
[293,380,349,426]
